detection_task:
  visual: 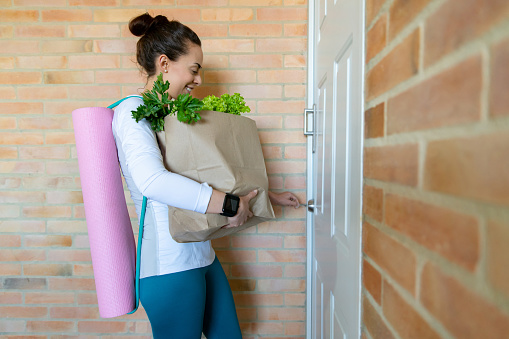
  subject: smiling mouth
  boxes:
[185,86,193,92]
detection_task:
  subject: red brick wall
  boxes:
[0,1,307,337]
[363,0,509,338]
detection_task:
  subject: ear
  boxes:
[156,54,169,73]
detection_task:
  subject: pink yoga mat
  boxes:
[73,107,136,318]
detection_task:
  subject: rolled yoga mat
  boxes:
[73,107,136,318]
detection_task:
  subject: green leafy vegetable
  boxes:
[202,93,251,115]
[131,73,203,131]
[132,72,250,132]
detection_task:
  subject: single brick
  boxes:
[383,282,440,339]
[230,23,282,37]
[234,293,283,306]
[0,72,41,85]
[41,9,92,22]
[385,194,480,271]
[22,206,72,219]
[258,307,305,321]
[284,23,307,36]
[256,38,307,52]
[15,25,65,38]
[364,144,419,186]
[284,54,306,67]
[424,131,509,206]
[387,55,481,134]
[17,56,67,69]
[425,0,509,66]
[229,85,282,99]
[25,235,72,247]
[0,220,45,233]
[257,8,307,21]
[19,117,70,129]
[362,259,382,304]
[50,306,99,319]
[420,262,509,338]
[229,279,256,291]
[0,264,22,275]
[389,0,432,40]
[3,278,47,290]
[490,37,509,117]
[202,8,253,21]
[258,70,306,83]
[94,40,136,53]
[93,9,146,22]
[44,71,94,84]
[188,23,228,37]
[363,222,416,294]
[363,296,396,339]
[27,321,74,332]
[363,185,383,222]
[68,55,120,69]
[366,14,387,63]
[19,146,70,160]
[204,70,256,83]
[258,249,306,263]
[364,102,385,139]
[486,220,509,298]
[366,29,419,100]
[48,278,95,291]
[25,292,75,304]
[70,0,118,6]
[366,0,386,26]
[24,264,73,277]
[0,10,39,22]
[0,147,17,159]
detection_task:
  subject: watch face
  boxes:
[230,197,239,212]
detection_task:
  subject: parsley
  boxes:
[131,73,203,131]
[131,72,250,132]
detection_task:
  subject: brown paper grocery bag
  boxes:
[156,110,275,243]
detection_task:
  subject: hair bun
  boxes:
[129,13,155,37]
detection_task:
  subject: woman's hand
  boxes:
[268,191,300,208]
[223,190,258,228]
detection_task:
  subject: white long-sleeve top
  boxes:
[112,95,215,278]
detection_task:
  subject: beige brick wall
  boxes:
[0,1,307,337]
[362,0,509,338]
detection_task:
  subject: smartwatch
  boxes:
[220,193,240,217]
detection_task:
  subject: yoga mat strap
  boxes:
[127,195,146,315]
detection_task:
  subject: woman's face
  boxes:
[162,43,203,99]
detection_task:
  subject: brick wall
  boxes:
[0,1,307,337]
[362,0,509,338]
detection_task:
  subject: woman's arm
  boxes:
[114,97,258,223]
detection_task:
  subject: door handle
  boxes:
[304,105,315,136]
[307,199,316,213]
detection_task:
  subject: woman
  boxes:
[112,13,300,339]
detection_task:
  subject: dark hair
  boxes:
[129,13,201,77]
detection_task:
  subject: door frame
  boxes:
[305,0,315,337]
[305,0,366,337]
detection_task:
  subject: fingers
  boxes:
[245,189,258,201]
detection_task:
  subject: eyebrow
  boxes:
[194,63,202,69]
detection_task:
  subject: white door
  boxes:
[305,0,364,337]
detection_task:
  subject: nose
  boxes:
[194,73,202,86]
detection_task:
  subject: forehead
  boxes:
[180,43,203,65]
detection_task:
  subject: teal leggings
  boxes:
[139,257,242,339]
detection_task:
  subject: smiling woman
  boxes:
[111,12,301,339]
